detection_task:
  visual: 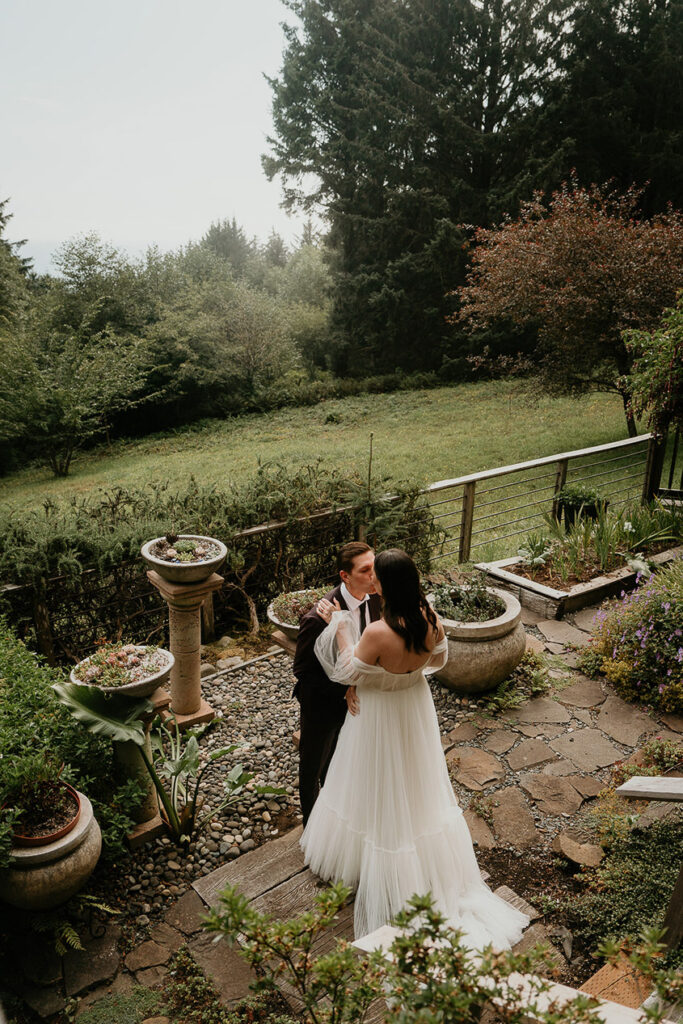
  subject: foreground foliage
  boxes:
[206,884,680,1023]
[0,621,143,869]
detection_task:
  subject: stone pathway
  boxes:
[3,605,682,1021]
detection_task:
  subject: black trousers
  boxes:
[298,705,345,826]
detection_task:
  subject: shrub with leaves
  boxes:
[582,558,683,712]
[0,619,144,868]
[206,883,681,1023]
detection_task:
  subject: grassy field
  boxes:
[0,380,635,513]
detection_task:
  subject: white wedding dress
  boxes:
[300,611,529,945]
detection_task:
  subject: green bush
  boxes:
[581,558,683,712]
[565,816,683,969]
[0,620,144,868]
[0,462,440,657]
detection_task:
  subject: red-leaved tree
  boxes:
[454,179,683,435]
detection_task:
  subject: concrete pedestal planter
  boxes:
[267,588,328,641]
[432,587,526,694]
[141,535,227,584]
[0,792,102,910]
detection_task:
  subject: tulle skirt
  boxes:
[301,677,529,945]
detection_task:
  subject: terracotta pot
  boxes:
[141,535,227,584]
[430,586,526,694]
[12,783,81,848]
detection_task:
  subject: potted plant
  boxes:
[0,752,102,910]
[429,577,526,694]
[267,586,330,640]
[556,482,609,529]
[141,532,227,583]
[70,640,174,698]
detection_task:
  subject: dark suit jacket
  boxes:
[292,585,381,725]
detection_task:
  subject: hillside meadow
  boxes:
[0,381,635,514]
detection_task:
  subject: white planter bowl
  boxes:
[430,586,526,694]
[141,535,227,583]
[70,646,174,697]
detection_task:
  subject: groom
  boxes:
[292,541,381,825]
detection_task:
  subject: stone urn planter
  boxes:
[430,586,526,694]
[0,791,102,910]
[70,644,174,698]
[267,587,329,640]
[141,534,227,584]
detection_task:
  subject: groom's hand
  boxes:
[345,685,360,716]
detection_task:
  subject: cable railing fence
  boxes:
[425,434,654,568]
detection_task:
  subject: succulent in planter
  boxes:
[71,641,173,697]
[153,534,222,564]
[0,753,79,850]
[269,587,330,627]
[431,578,505,623]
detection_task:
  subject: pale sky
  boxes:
[1,0,313,273]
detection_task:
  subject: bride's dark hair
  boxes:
[374,549,437,653]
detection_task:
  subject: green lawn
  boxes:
[0,381,634,512]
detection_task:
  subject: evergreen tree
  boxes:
[547,0,683,214]
[264,0,572,373]
[201,217,257,276]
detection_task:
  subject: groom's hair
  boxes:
[337,541,373,575]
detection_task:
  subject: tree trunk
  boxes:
[621,390,638,437]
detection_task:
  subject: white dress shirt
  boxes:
[340,582,370,634]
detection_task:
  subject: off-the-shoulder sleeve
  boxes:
[424,635,448,673]
[314,610,363,684]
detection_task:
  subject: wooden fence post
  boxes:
[551,459,568,521]
[32,581,56,666]
[642,433,667,503]
[458,483,476,563]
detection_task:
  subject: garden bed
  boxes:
[476,545,683,620]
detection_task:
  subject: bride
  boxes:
[300,548,529,946]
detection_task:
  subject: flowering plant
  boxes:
[581,558,683,712]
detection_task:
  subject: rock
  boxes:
[483,729,517,754]
[166,860,182,872]
[493,885,541,920]
[550,729,621,772]
[566,775,603,798]
[525,635,545,655]
[543,758,580,776]
[520,606,543,625]
[463,809,495,849]
[217,656,243,671]
[506,738,557,771]
[596,695,658,747]
[445,722,480,744]
[490,788,539,850]
[512,923,566,971]
[661,713,683,734]
[63,925,122,996]
[200,663,215,678]
[163,889,205,935]
[136,965,168,987]
[519,774,584,815]
[125,940,170,972]
[448,748,505,790]
[149,921,185,953]
[21,985,67,1019]
[502,698,571,725]
[216,635,233,648]
[572,707,593,726]
[187,931,257,1005]
[556,677,606,708]
[552,832,603,867]
[545,642,566,655]
[572,608,601,632]
[537,620,589,647]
